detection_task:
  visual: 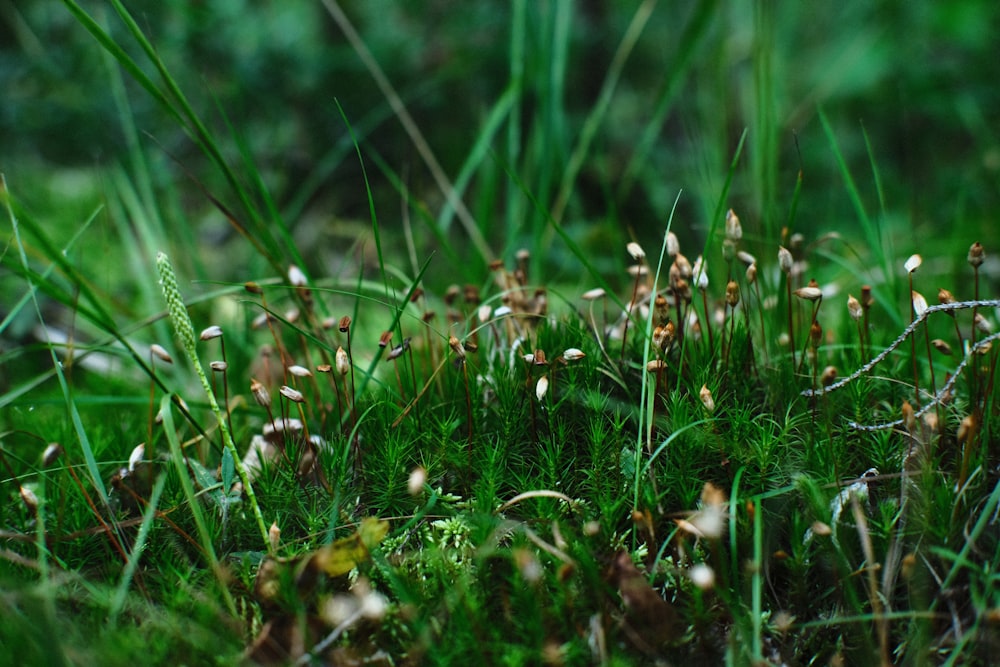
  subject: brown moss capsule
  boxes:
[244,281,263,295]
[861,285,874,309]
[778,246,793,275]
[279,386,305,403]
[335,347,350,375]
[821,366,838,386]
[378,330,393,348]
[150,344,173,364]
[200,325,223,341]
[968,242,984,268]
[809,321,823,348]
[847,295,862,321]
[449,336,466,360]
[250,378,271,408]
[338,315,352,333]
[724,280,739,307]
[938,288,956,305]
[931,339,952,355]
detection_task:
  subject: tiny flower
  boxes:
[279,385,305,403]
[903,254,922,274]
[699,384,715,413]
[335,347,350,375]
[725,209,742,242]
[847,295,862,321]
[535,375,549,401]
[778,246,793,275]
[150,344,173,364]
[199,325,224,341]
[626,242,646,261]
[968,242,985,268]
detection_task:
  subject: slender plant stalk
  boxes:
[157,252,270,551]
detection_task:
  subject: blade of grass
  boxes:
[160,395,237,615]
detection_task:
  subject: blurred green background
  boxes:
[2,0,998,289]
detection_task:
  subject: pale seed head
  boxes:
[725,208,742,242]
[692,255,708,291]
[150,344,173,364]
[200,325,224,341]
[745,263,757,284]
[287,364,312,378]
[793,286,823,302]
[42,443,63,467]
[821,366,838,386]
[975,313,993,333]
[535,375,549,401]
[699,384,715,413]
[287,264,307,286]
[561,348,586,362]
[646,359,666,373]
[268,522,281,553]
[408,467,427,496]
[626,241,646,261]
[737,250,756,267]
[778,246,793,275]
[581,287,606,301]
[903,254,922,274]
[477,304,493,323]
[666,231,680,257]
[127,443,145,472]
[250,378,272,408]
[19,486,39,514]
[847,294,862,321]
[279,385,305,403]
[335,346,350,375]
[911,291,928,317]
[316,363,332,373]
[689,563,715,590]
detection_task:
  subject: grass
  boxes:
[3,2,1000,665]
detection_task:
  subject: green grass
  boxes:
[3,2,1000,665]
